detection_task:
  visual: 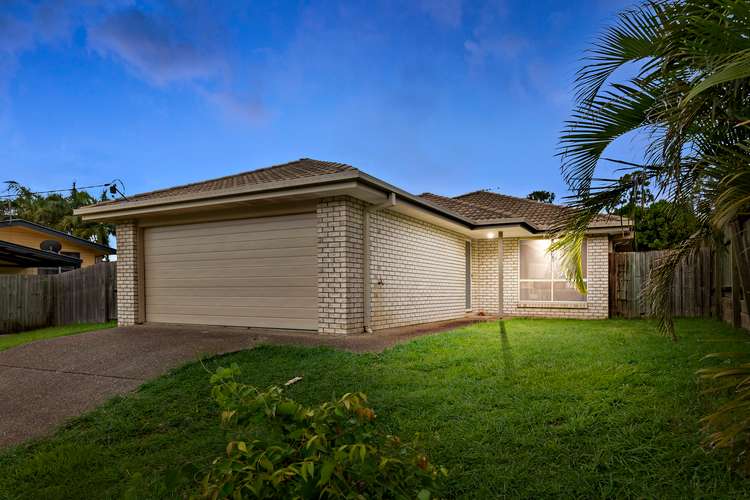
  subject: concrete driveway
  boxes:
[0,317,488,448]
[0,325,264,448]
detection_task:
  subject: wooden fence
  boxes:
[609,248,717,319]
[0,262,116,334]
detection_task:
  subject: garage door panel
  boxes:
[144,255,315,270]
[145,236,315,257]
[147,295,316,309]
[146,246,316,263]
[148,265,316,280]
[145,227,316,251]
[146,276,316,289]
[144,214,317,240]
[147,286,317,298]
[145,314,317,330]
[144,214,317,330]
[147,304,317,320]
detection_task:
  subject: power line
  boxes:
[0,180,127,200]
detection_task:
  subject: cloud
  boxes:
[0,1,263,124]
[416,0,462,28]
[201,89,268,124]
[464,35,527,67]
[88,7,223,86]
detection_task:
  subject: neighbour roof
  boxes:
[93,158,357,207]
[0,240,83,268]
[0,219,116,254]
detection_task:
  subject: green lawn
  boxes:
[0,322,115,352]
[1,319,750,499]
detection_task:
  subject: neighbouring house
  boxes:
[0,219,115,275]
[0,239,84,274]
[75,159,629,334]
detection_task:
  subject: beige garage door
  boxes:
[143,213,317,330]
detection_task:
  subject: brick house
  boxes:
[75,159,628,334]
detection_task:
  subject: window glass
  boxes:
[553,281,586,301]
[520,281,552,301]
[519,239,588,302]
[551,245,587,279]
[519,240,552,279]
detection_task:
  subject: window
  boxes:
[39,252,81,275]
[519,239,587,302]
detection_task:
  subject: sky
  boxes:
[0,0,641,204]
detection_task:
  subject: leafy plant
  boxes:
[551,0,750,340]
[197,364,446,499]
[699,353,750,474]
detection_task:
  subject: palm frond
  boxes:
[644,228,710,340]
[560,83,657,192]
[575,2,665,105]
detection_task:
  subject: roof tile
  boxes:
[93,158,357,207]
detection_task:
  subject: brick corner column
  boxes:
[115,221,140,326]
[317,197,365,335]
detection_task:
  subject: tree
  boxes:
[553,0,750,470]
[526,190,556,204]
[552,0,750,339]
[622,200,698,251]
[2,181,114,247]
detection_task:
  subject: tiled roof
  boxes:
[418,193,513,221]
[85,157,624,230]
[453,190,620,229]
[454,191,571,228]
[93,158,357,207]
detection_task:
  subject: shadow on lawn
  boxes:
[499,320,516,382]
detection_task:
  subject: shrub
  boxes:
[699,353,750,474]
[197,364,447,499]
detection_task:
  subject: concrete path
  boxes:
[0,317,490,448]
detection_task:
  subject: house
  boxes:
[75,158,628,334]
[0,219,115,275]
[0,239,84,274]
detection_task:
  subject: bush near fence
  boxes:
[0,262,116,334]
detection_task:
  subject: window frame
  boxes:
[518,238,588,303]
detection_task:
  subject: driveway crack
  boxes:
[0,363,145,381]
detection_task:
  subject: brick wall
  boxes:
[369,210,468,330]
[115,221,139,326]
[502,236,609,319]
[317,197,365,334]
[472,238,499,314]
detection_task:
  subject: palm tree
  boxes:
[553,0,750,339]
[554,0,750,470]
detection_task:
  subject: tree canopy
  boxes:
[526,190,556,204]
[2,181,114,247]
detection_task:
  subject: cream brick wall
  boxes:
[317,197,365,334]
[115,221,139,326]
[116,196,610,333]
[502,236,609,319]
[369,210,468,330]
[471,238,499,314]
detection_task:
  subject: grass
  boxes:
[1,318,750,499]
[0,322,116,352]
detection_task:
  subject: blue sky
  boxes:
[1,0,640,203]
